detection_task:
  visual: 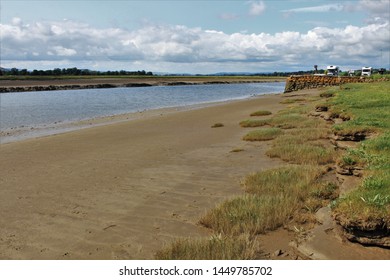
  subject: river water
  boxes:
[0,82,285,142]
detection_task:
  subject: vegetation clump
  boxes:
[156,234,263,260]
[239,119,269,128]
[243,128,282,141]
[250,110,272,117]
[211,123,224,128]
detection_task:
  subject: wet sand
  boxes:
[0,93,286,259]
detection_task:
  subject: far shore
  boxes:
[0,76,286,93]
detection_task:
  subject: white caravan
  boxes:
[361,67,372,76]
[327,65,339,76]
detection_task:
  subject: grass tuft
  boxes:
[211,123,224,128]
[250,110,272,117]
[199,194,294,236]
[155,234,264,260]
[243,128,282,141]
[239,119,269,127]
[267,143,336,165]
[230,148,244,153]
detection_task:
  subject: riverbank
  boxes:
[155,85,390,260]
[2,86,388,260]
[0,93,286,259]
[0,76,286,93]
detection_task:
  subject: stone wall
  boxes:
[284,75,369,93]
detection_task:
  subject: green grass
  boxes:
[243,128,282,141]
[250,110,272,117]
[243,165,324,197]
[280,98,307,104]
[200,165,329,236]
[267,142,336,165]
[199,194,294,235]
[239,119,269,127]
[329,82,390,232]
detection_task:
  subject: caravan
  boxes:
[326,65,339,76]
[361,67,372,76]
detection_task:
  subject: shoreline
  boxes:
[0,93,287,259]
[1,88,388,260]
[0,93,281,144]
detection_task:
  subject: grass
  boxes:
[250,110,272,117]
[243,128,282,141]
[280,98,306,104]
[200,165,330,236]
[199,194,294,235]
[211,123,224,128]
[239,119,269,128]
[243,165,324,197]
[230,148,244,153]
[329,82,390,232]
[267,142,336,165]
[155,234,263,260]
[264,108,336,165]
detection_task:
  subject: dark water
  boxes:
[0,82,284,131]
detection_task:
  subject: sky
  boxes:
[1,0,389,73]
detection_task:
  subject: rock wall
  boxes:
[284,75,369,93]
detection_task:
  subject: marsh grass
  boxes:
[243,128,282,141]
[250,110,272,116]
[230,148,244,153]
[200,165,329,236]
[211,123,224,128]
[199,194,295,235]
[239,119,269,128]
[155,234,263,260]
[266,114,305,129]
[270,112,327,130]
[280,98,307,104]
[243,165,324,197]
[263,103,336,165]
[267,143,336,165]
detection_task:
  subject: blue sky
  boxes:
[1,0,389,73]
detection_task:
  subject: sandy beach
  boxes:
[0,93,286,259]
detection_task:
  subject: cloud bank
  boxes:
[1,13,389,72]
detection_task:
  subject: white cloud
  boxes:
[248,1,266,16]
[359,0,389,18]
[0,17,389,72]
[282,4,344,13]
[52,46,77,56]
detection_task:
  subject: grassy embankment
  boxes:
[156,81,389,259]
[329,82,390,235]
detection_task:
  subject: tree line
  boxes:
[0,67,153,76]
